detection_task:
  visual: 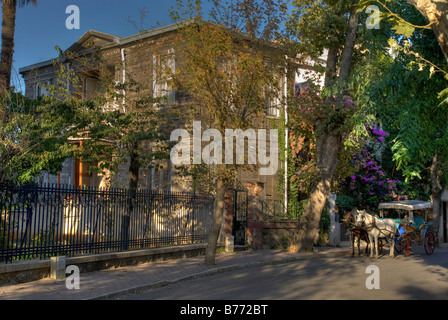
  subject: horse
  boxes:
[355,209,396,259]
[341,210,370,256]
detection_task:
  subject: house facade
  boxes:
[19,22,326,220]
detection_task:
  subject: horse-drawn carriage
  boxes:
[343,200,436,258]
[378,200,436,256]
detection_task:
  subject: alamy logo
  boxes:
[66,265,80,290]
[365,265,380,290]
[170,121,279,176]
[366,5,380,30]
[66,5,80,30]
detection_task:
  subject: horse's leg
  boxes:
[368,234,374,258]
[357,235,361,256]
[351,233,355,256]
[375,234,379,259]
[390,233,395,258]
[366,236,370,254]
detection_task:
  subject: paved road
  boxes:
[117,246,448,300]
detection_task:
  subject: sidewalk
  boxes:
[0,246,350,300]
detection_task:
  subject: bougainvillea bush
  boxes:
[338,125,408,214]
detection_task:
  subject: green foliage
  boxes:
[0,91,78,184]
[348,0,448,203]
[335,194,357,213]
[286,0,353,59]
[368,40,448,184]
[357,0,434,40]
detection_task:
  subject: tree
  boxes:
[365,3,448,241]
[356,0,448,61]
[169,0,286,264]
[286,0,363,252]
[341,0,448,244]
[0,88,85,184]
[0,0,37,92]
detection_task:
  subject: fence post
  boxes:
[50,256,66,280]
[225,236,234,253]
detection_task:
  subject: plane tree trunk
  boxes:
[291,4,359,252]
[430,153,442,242]
[205,177,226,265]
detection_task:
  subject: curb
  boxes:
[87,250,348,300]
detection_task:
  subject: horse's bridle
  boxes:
[360,212,395,237]
[358,213,376,231]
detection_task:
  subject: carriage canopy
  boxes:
[378,200,432,225]
[378,200,432,211]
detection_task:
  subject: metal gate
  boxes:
[232,188,248,245]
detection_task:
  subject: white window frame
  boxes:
[35,80,51,98]
[265,76,281,118]
[152,49,176,105]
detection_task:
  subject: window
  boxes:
[83,77,102,100]
[35,80,51,98]
[153,49,176,103]
[265,77,281,118]
[80,71,104,101]
[266,89,280,118]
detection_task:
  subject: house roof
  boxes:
[18,23,187,75]
[19,29,121,74]
[19,20,327,75]
[66,29,121,52]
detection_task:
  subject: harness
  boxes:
[361,214,394,238]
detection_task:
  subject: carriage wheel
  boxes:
[404,238,412,256]
[395,238,404,254]
[424,231,435,255]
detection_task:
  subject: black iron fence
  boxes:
[0,184,214,263]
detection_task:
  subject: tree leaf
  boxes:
[391,21,415,38]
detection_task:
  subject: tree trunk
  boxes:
[430,153,442,243]
[324,47,338,85]
[292,4,358,252]
[204,177,226,265]
[128,143,140,192]
[291,127,341,252]
[338,4,359,81]
[407,0,448,62]
[0,0,17,93]
[122,143,140,250]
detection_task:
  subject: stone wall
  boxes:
[0,244,207,285]
[262,221,299,249]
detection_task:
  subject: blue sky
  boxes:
[8,0,208,91]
